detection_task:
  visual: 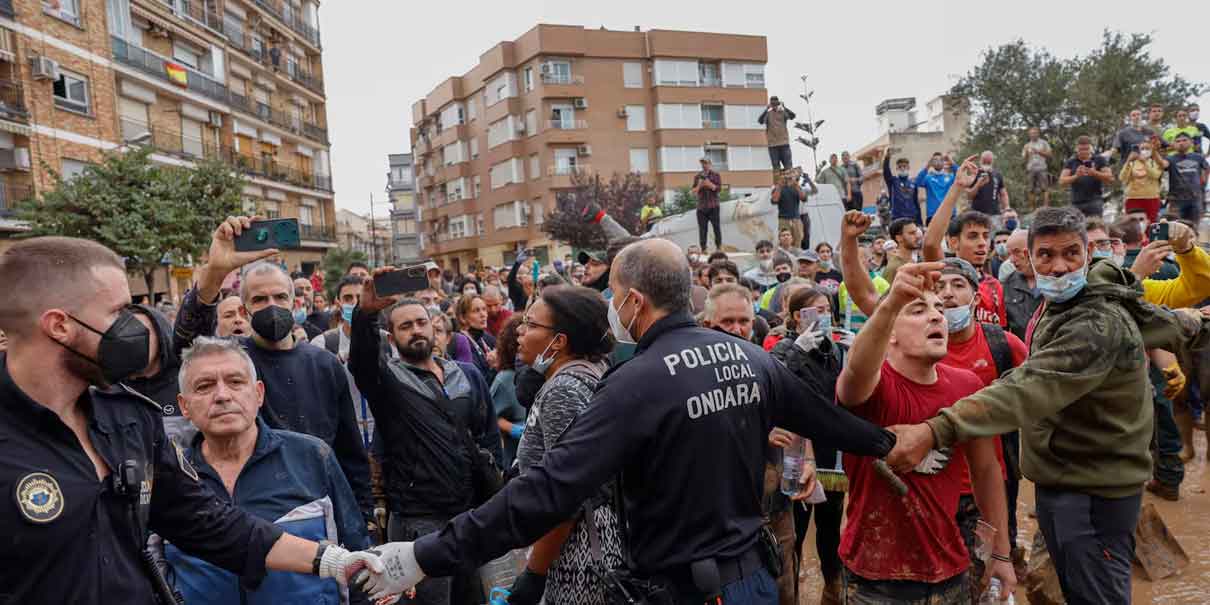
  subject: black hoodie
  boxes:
[125,305,194,445]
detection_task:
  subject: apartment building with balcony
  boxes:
[336,207,389,267]
[386,152,421,264]
[410,24,770,273]
[0,0,334,299]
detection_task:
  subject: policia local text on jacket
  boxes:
[0,356,284,603]
[412,312,895,592]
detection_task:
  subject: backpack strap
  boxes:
[980,322,1013,379]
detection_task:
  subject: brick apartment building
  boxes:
[410,24,773,272]
[0,0,335,300]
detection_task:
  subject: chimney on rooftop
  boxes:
[634,26,640,31]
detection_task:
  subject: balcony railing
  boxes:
[122,119,334,192]
[548,163,592,176]
[111,37,229,105]
[546,119,587,130]
[300,223,335,241]
[252,0,321,47]
[228,93,329,144]
[0,79,28,124]
[222,16,325,97]
[0,181,32,215]
[702,119,723,129]
[540,73,583,85]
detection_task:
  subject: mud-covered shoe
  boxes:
[1146,479,1180,501]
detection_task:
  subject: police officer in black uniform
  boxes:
[0,236,377,603]
[355,238,897,604]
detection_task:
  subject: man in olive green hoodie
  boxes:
[885,207,1210,605]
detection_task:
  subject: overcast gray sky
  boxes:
[322,0,1210,216]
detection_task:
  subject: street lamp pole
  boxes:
[368,192,377,267]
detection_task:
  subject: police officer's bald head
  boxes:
[0,237,125,338]
[611,239,692,314]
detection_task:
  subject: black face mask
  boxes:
[250,305,295,342]
[61,306,151,386]
[776,272,792,283]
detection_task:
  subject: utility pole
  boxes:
[368,192,377,267]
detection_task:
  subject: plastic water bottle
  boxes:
[780,434,805,496]
[977,578,1014,604]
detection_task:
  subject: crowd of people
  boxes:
[4,95,1210,605]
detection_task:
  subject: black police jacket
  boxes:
[0,355,283,604]
[414,311,895,577]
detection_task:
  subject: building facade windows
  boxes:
[623,62,643,88]
[629,148,649,174]
[53,70,90,114]
[625,105,645,131]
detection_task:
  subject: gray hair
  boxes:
[178,336,258,393]
[704,283,753,320]
[239,261,294,303]
[482,284,504,300]
[615,240,691,313]
[1028,207,1087,249]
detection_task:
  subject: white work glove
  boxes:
[316,544,380,586]
[912,448,952,475]
[793,329,824,352]
[352,542,426,601]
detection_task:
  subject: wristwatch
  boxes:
[311,540,333,575]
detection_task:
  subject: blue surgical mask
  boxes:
[819,260,833,272]
[1005,219,1018,231]
[292,307,307,324]
[1091,249,1113,260]
[1033,262,1088,304]
[944,305,973,333]
[531,335,561,374]
[341,304,355,323]
[995,243,1008,257]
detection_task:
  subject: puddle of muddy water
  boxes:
[795,431,1210,604]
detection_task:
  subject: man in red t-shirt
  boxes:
[938,257,1030,584]
[921,159,1009,327]
[836,261,1015,602]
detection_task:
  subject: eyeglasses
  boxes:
[521,317,556,332]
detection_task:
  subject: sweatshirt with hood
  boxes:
[927,259,1210,498]
[126,305,194,446]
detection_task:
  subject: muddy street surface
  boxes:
[796,431,1210,603]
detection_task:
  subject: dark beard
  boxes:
[398,339,433,363]
[61,346,108,388]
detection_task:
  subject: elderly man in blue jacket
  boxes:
[166,336,371,604]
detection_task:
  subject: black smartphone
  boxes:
[373,264,430,297]
[1149,222,1170,242]
[233,218,301,251]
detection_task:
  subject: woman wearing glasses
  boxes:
[506,285,623,605]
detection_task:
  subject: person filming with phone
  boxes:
[1058,136,1114,218]
[175,216,374,528]
[348,266,502,605]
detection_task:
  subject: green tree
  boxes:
[663,186,737,217]
[321,247,368,300]
[19,146,244,296]
[952,32,1203,211]
[542,171,656,250]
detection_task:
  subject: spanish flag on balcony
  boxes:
[165,62,188,88]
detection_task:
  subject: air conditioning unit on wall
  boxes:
[573,98,588,109]
[29,56,58,81]
[577,145,592,156]
[616,107,628,118]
